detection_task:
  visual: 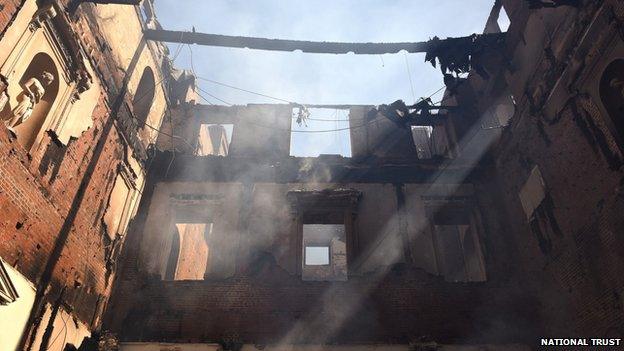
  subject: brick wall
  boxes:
[484,0,624,339]
[0,95,126,326]
[108,265,538,345]
[492,99,624,338]
[0,0,23,39]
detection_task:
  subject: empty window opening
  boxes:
[103,173,135,240]
[290,108,352,157]
[165,223,213,280]
[132,67,155,127]
[302,224,347,281]
[433,207,486,282]
[0,259,18,305]
[485,2,511,34]
[305,246,330,266]
[518,166,546,220]
[411,125,450,159]
[519,166,561,255]
[498,6,511,32]
[600,59,624,143]
[411,126,434,159]
[196,124,233,156]
[482,94,516,129]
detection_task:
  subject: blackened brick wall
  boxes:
[0,0,23,39]
[0,97,126,326]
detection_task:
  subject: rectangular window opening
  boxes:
[166,222,213,281]
[196,124,233,156]
[411,126,435,159]
[433,207,486,283]
[0,259,18,305]
[301,223,347,281]
[305,246,330,266]
[103,174,134,240]
[290,108,352,157]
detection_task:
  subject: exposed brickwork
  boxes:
[0,1,168,349]
[109,266,537,344]
[0,0,24,39]
[493,99,624,338]
[0,95,128,325]
[488,0,624,339]
[104,1,624,347]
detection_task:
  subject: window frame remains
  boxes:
[288,189,361,280]
[0,259,18,305]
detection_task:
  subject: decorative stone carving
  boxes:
[71,69,93,103]
[30,4,94,103]
[28,5,57,32]
[4,72,55,131]
[0,75,9,113]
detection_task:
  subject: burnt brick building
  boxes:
[1,1,624,351]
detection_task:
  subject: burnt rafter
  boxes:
[144,29,505,56]
[525,0,582,9]
[373,100,454,128]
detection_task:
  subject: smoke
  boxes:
[274,110,504,346]
[126,1,511,346]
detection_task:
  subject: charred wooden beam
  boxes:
[525,0,581,9]
[81,0,141,4]
[144,29,505,55]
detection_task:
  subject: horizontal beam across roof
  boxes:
[144,29,504,55]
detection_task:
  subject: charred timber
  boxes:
[144,29,505,55]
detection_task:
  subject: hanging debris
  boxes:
[424,34,504,80]
[295,105,310,127]
[443,74,467,96]
[373,99,450,128]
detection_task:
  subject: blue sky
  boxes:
[154,0,499,156]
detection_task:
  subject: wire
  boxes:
[187,44,197,74]
[197,76,293,104]
[185,38,450,114]
[257,118,379,133]
[196,93,215,105]
[140,116,195,150]
[127,36,458,144]
[426,85,446,100]
[45,311,68,350]
[197,86,231,105]
[434,94,455,106]
[403,52,416,104]
[187,44,235,106]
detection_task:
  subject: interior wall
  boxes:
[139,181,477,278]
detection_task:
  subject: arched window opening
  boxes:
[132,67,155,127]
[599,59,624,143]
[3,53,59,150]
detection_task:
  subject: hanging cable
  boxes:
[426,85,446,100]
[197,76,293,104]
[197,86,231,105]
[403,52,417,104]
